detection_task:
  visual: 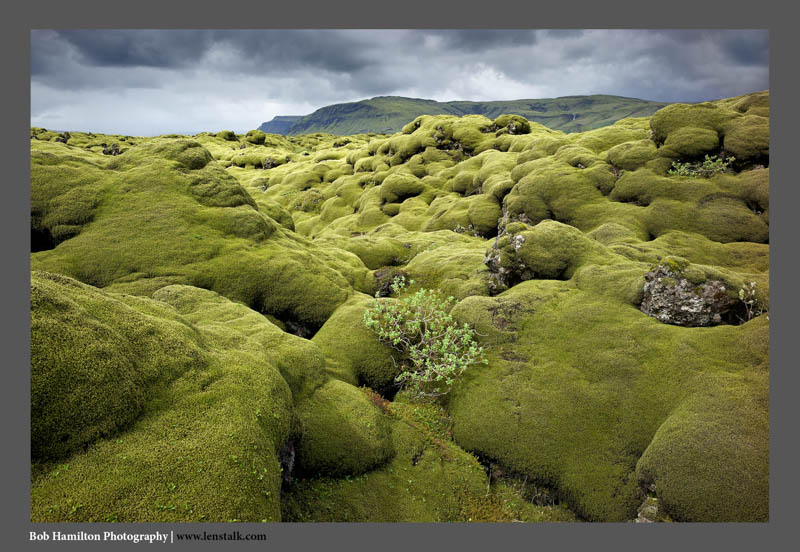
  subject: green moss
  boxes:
[31,278,294,522]
[282,398,490,522]
[245,130,267,145]
[636,366,769,521]
[657,127,720,159]
[314,234,410,270]
[513,220,614,279]
[571,121,650,154]
[255,198,296,231]
[216,130,238,141]
[644,196,768,244]
[29,94,770,523]
[405,243,491,300]
[722,115,769,163]
[650,102,740,144]
[448,281,768,521]
[295,379,394,477]
[311,294,400,390]
[466,195,502,236]
[605,139,657,171]
[31,272,206,461]
[152,284,327,402]
[493,114,531,135]
[31,139,359,328]
[379,173,426,204]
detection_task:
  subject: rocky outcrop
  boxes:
[640,265,734,326]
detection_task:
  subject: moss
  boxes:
[657,127,720,159]
[282,399,490,522]
[605,139,657,170]
[311,294,400,390]
[295,379,394,477]
[31,138,359,328]
[499,220,614,281]
[644,196,769,244]
[110,138,213,171]
[405,243,491,300]
[31,272,206,461]
[185,169,257,208]
[722,115,769,163]
[314,234,409,270]
[31,279,294,522]
[255,199,296,231]
[29,95,770,522]
[466,195,502,236]
[650,102,740,144]
[493,114,531,135]
[553,145,603,168]
[379,173,426,204]
[216,130,238,141]
[636,367,769,521]
[152,284,327,402]
[448,281,768,521]
[572,122,650,154]
[245,130,267,145]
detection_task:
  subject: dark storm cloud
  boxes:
[721,31,770,65]
[427,29,540,51]
[30,29,769,136]
[54,29,214,68]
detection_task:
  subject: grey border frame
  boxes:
[4,0,795,549]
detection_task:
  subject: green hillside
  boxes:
[30,90,769,523]
[262,95,670,136]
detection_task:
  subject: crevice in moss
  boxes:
[471,453,576,515]
[31,226,56,252]
[359,377,402,402]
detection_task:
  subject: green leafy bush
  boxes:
[667,154,735,178]
[363,276,486,400]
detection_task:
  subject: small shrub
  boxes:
[738,281,766,322]
[667,154,735,178]
[363,276,486,401]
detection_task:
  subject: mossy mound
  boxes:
[447,281,768,521]
[636,368,769,521]
[31,272,206,461]
[723,115,770,164]
[311,294,400,391]
[216,130,238,141]
[658,127,720,159]
[246,129,267,145]
[31,277,295,522]
[294,380,394,477]
[605,139,657,171]
[284,398,492,522]
[649,102,740,144]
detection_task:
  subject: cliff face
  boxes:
[258,115,302,134]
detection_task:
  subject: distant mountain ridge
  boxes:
[259,115,302,135]
[257,95,670,136]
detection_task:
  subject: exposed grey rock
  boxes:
[635,496,660,523]
[640,265,734,326]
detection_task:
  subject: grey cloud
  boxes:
[55,29,214,68]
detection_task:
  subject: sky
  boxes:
[30,29,769,136]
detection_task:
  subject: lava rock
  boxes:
[640,265,733,326]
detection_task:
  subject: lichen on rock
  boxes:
[640,264,734,326]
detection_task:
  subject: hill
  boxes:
[30,91,769,523]
[258,95,670,136]
[258,115,302,134]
